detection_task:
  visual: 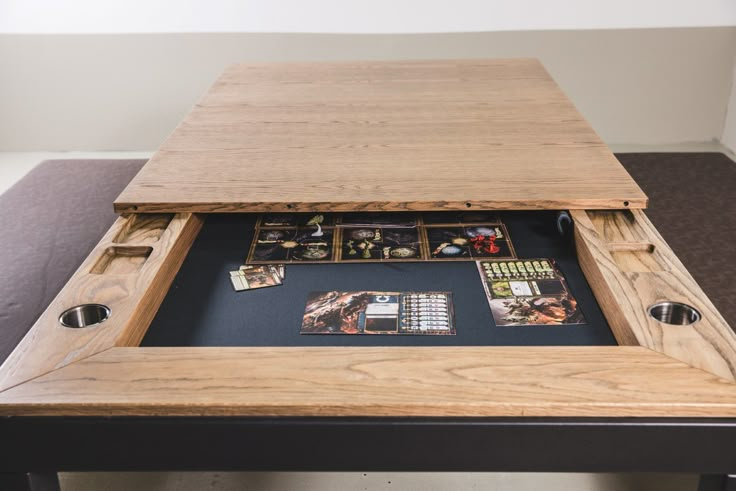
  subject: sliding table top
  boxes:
[114,58,647,213]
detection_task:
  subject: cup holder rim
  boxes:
[647,301,702,326]
[59,303,111,328]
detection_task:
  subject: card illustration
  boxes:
[488,296,584,326]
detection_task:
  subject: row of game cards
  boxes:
[297,259,585,335]
[300,291,456,335]
[247,212,516,264]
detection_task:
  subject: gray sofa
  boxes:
[0,159,145,364]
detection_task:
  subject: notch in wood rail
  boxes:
[586,210,667,273]
[571,209,736,381]
[0,213,203,392]
[607,243,666,273]
[91,246,153,275]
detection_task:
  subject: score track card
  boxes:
[477,259,586,326]
[300,291,456,335]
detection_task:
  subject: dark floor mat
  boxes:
[617,152,736,330]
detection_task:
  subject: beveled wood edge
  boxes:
[0,213,204,392]
[114,59,648,214]
[571,209,736,381]
[113,199,647,214]
[1,346,736,417]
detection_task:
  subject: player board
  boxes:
[246,212,516,264]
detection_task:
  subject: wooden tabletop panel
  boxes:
[2,346,736,417]
[115,59,647,213]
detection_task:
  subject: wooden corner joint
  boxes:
[0,213,204,393]
[571,209,736,382]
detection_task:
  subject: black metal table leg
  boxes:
[0,473,60,491]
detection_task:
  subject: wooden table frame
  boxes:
[1,208,735,418]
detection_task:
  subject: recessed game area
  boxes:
[142,211,617,348]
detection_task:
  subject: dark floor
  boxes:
[618,152,736,329]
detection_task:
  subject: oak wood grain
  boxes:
[0,213,203,392]
[114,59,647,213]
[572,209,736,381]
[1,346,736,417]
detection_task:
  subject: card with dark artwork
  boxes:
[338,227,423,261]
[421,211,501,225]
[248,227,335,263]
[426,224,515,260]
[477,259,586,326]
[301,291,455,335]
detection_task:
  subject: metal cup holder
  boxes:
[59,304,111,328]
[647,301,701,326]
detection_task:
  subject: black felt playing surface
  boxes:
[142,212,616,347]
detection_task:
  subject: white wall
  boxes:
[723,57,736,154]
[1,1,735,152]
[1,0,735,34]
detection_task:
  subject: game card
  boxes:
[477,259,586,326]
[426,224,516,260]
[229,265,283,292]
[338,227,423,261]
[248,227,335,263]
[301,291,456,335]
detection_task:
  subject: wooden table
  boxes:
[2,59,736,490]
